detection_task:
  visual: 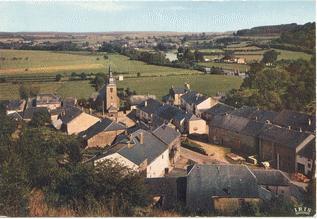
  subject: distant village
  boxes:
[5,66,315,214]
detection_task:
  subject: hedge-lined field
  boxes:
[0,81,95,100]
[117,74,243,99]
[0,74,242,100]
[0,49,200,76]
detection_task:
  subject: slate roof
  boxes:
[230,106,257,118]
[152,124,181,145]
[258,125,314,149]
[80,118,126,140]
[181,91,209,105]
[248,109,278,123]
[211,114,250,133]
[187,164,259,198]
[251,169,290,186]
[203,103,235,117]
[99,129,168,165]
[23,107,49,120]
[137,98,162,115]
[273,110,315,132]
[59,106,83,124]
[6,99,25,111]
[240,120,268,137]
[155,104,183,121]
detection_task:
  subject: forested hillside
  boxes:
[225,57,316,114]
[277,22,315,51]
[236,23,298,36]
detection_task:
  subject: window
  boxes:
[110,88,113,92]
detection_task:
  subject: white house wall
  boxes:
[146,149,170,178]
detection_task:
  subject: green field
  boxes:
[0,81,95,100]
[197,48,224,53]
[198,62,250,72]
[0,74,242,101]
[275,49,312,61]
[117,74,243,99]
[0,49,200,76]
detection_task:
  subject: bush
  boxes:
[181,140,207,155]
[55,74,62,82]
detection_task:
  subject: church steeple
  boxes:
[108,65,115,84]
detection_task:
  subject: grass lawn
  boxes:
[275,49,312,61]
[198,62,250,72]
[0,49,200,76]
[117,74,242,99]
[0,81,95,100]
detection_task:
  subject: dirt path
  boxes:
[180,147,228,164]
[188,139,231,163]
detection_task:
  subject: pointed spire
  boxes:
[108,65,113,78]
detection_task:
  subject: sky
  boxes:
[0,0,315,32]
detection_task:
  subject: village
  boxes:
[4,65,315,214]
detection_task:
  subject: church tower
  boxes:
[105,66,119,116]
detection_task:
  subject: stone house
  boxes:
[153,104,207,135]
[35,93,62,110]
[238,120,269,155]
[208,114,250,151]
[59,106,100,135]
[180,90,218,117]
[186,164,265,214]
[79,118,126,148]
[251,169,291,199]
[94,129,170,178]
[6,99,26,115]
[258,125,315,174]
[152,124,181,164]
[144,164,306,212]
[136,98,162,123]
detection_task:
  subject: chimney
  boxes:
[144,101,147,107]
[255,116,258,121]
[140,132,144,144]
[308,118,312,126]
[288,126,291,130]
[299,128,302,132]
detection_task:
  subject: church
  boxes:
[104,66,119,117]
